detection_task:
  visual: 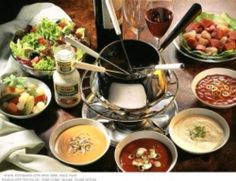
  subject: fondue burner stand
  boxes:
[81,70,179,146]
[82,97,178,146]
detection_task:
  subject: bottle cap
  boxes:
[54,44,75,73]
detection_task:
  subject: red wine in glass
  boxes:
[145,7,173,38]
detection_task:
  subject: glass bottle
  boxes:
[53,45,81,108]
[93,0,123,51]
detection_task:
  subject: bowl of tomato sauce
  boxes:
[192,68,236,108]
[114,131,177,172]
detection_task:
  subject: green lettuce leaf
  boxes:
[32,56,55,70]
[10,18,88,71]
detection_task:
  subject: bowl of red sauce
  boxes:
[192,68,236,108]
[114,131,177,172]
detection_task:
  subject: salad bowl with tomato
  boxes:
[10,18,89,77]
[0,74,51,119]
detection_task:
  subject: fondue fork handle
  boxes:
[64,37,100,59]
[154,63,184,70]
[105,0,121,36]
[74,62,105,72]
[74,62,125,75]
[133,63,184,70]
[159,3,202,52]
[64,37,130,75]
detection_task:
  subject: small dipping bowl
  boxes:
[49,118,110,166]
[114,130,177,172]
[169,108,230,154]
[192,68,236,109]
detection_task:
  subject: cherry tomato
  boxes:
[58,22,67,29]
[38,37,47,45]
[9,96,19,104]
[34,94,47,103]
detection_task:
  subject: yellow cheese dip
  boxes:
[55,125,108,164]
[172,115,224,153]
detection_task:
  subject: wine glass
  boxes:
[123,0,147,40]
[145,0,173,48]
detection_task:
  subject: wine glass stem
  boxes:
[137,29,141,40]
[135,28,142,40]
[154,37,160,49]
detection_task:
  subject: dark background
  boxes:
[0,0,93,24]
[0,0,44,23]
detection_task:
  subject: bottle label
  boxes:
[57,60,73,73]
[55,85,78,96]
[102,0,123,29]
[55,84,80,107]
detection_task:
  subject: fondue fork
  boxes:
[73,61,126,75]
[64,37,130,75]
[133,63,185,71]
[105,0,133,73]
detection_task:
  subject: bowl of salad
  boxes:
[174,12,236,62]
[0,74,51,119]
[10,18,89,77]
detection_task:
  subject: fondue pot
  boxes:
[77,3,201,132]
[91,40,167,111]
[90,3,202,112]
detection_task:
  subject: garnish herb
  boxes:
[69,133,94,154]
[189,126,207,140]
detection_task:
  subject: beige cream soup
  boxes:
[172,115,224,153]
[55,125,108,164]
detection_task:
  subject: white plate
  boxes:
[0,77,51,119]
[192,68,236,109]
[169,108,230,154]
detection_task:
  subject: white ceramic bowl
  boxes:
[0,77,51,119]
[114,130,178,172]
[169,108,230,154]
[49,118,110,166]
[192,68,236,108]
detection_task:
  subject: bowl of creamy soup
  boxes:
[114,130,177,172]
[169,108,230,154]
[49,118,110,166]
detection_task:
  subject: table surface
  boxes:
[6,0,236,172]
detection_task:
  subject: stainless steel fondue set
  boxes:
[65,3,202,145]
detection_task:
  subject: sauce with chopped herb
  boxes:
[189,125,207,140]
[54,125,108,164]
[172,115,224,153]
[119,138,172,172]
[196,74,236,106]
